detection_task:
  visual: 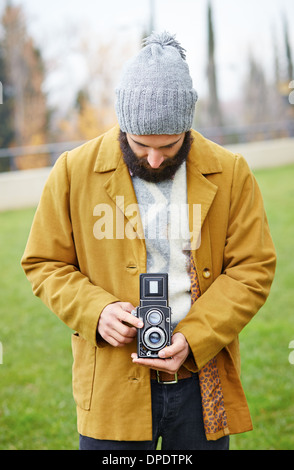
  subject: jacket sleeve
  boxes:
[21,152,119,347]
[174,154,277,370]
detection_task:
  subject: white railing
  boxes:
[1,120,294,172]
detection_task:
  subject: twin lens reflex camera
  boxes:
[132,273,171,358]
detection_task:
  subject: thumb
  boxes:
[158,333,187,358]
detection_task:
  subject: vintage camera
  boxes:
[133,273,171,358]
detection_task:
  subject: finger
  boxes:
[158,333,187,359]
[120,302,136,313]
[120,310,144,329]
[106,329,135,347]
[98,302,139,347]
[131,354,178,374]
[158,344,179,359]
[107,336,126,348]
[100,304,138,333]
[100,318,135,346]
[116,321,137,339]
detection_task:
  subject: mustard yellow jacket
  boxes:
[21,126,276,441]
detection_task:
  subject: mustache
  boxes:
[136,153,181,170]
[118,130,193,183]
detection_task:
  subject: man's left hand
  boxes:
[131,332,190,375]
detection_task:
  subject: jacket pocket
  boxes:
[72,333,96,410]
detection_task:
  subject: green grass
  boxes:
[230,163,294,450]
[0,209,77,450]
[0,164,293,450]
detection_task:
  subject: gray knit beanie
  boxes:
[115,31,198,135]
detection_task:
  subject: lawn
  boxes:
[0,208,77,450]
[0,163,293,450]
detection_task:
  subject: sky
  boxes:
[3,0,294,109]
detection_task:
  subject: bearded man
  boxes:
[21,32,276,450]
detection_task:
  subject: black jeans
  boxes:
[79,373,229,450]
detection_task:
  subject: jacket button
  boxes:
[202,268,211,279]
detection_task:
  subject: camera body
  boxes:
[134,273,171,358]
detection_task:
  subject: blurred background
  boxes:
[0,0,293,173]
[0,0,294,450]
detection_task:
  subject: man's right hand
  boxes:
[97,302,143,347]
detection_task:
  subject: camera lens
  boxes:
[149,331,161,344]
[147,309,162,325]
[143,327,167,351]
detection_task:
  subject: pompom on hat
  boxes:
[115,31,198,135]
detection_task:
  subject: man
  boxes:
[21,32,276,450]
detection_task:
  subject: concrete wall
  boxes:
[225,138,294,170]
[0,138,294,212]
[0,167,51,212]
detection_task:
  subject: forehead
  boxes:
[127,133,185,148]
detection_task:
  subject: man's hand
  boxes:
[131,332,190,375]
[98,302,143,347]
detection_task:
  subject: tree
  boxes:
[271,14,294,122]
[1,3,49,149]
[207,2,223,127]
[56,37,126,141]
[0,36,14,148]
[283,14,293,82]
[242,53,270,125]
[75,89,102,141]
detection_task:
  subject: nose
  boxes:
[147,149,164,168]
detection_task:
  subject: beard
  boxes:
[118,130,193,183]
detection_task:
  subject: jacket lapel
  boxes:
[94,126,144,239]
[104,157,145,239]
[187,131,222,245]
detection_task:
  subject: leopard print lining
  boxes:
[189,252,228,436]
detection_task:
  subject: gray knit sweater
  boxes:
[132,163,191,328]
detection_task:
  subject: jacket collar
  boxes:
[94,125,122,173]
[186,130,222,235]
[94,126,223,176]
[94,126,223,236]
[187,129,223,175]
